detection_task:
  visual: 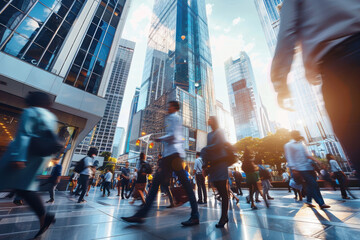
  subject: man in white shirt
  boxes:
[281,170,291,193]
[327,154,349,199]
[122,101,199,226]
[103,169,113,197]
[193,152,207,204]
[77,147,98,203]
[284,131,330,209]
[272,0,360,179]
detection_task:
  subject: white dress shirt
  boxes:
[329,159,342,173]
[194,157,203,174]
[284,140,313,171]
[104,172,113,182]
[272,0,360,92]
[157,113,185,158]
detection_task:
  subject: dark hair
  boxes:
[196,152,201,157]
[209,116,219,129]
[168,101,180,110]
[140,152,145,161]
[326,154,334,162]
[25,92,52,108]
[87,147,98,157]
[290,130,302,141]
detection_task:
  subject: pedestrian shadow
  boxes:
[310,208,343,224]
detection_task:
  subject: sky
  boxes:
[118,0,290,148]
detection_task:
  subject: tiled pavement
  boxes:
[0,188,359,240]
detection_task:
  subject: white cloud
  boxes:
[224,27,231,33]
[206,3,214,17]
[130,3,152,30]
[232,17,245,26]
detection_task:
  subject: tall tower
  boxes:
[225,52,265,140]
[254,0,348,162]
[75,38,135,156]
[0,0,130,174]
[129,0,216,163]
[124,87,140,154]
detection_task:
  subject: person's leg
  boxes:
[78,175,89,202]
[195,175,202,202]
[335,172,348,198]
[213,180,229,222]
[300,171,325,206]
[17,190,46,221]
[200,175,207,202]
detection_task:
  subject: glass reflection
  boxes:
[34,26,53,47]
[11,0,37,13]
[45,13,62,32]
[16,17,40,39]
[83,53,96,71]
[28,2,51,24]
[22,42,44,65]
[0,24,11,45]
[65,64,80,85]
[2,32,30,57]
[0,5,25,29]
[98,45,109,60]
[40,0,59,10]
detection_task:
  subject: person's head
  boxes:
[87,147,98,157]
[25,91,53,109]
[290,130,303,142]
[326,154,335,162]
[125,161,129,167]
[158,154,162,159]
[196,152,201,158]
[106,168,110,172]
[167,101,180,114]
[185,165,189,172]
[140,152,145,161]
[52,158,60,165]
[208,116,219,130]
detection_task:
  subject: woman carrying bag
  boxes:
[0,92,61,238]
[327,154,350,200]
[201,116,231,228]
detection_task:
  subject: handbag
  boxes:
[223,142,238,167]
[170,186,189,206]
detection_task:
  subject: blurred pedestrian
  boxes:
[70,172,80,194]
[284,131,330,209]
[271,0,360,179]
[255,163,274,201]
[129,153,151,205]
[119,161,130,198]
[327,154,349,199]
[122,101,199,226]
[232,170,243,196]
[77,147,98,203]
[45,158,62,203]
[0,92,59,238]
[281,170,291,193]
[102,168,112,197]
[193,152,207,204]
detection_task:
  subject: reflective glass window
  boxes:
[92,16,100,25]
[93,59,105,75]
[22,42,44,64]
[107,25,115,35]
[0,5,24,29]
[102,10,111,23]
[57,20,70,38]
[86,73,101,94]
[94,26,105,42]
[53,4,68,18]
[16,17,40,39]
[34,26,53,47]
[39,50,55,70]
[60,0,72,9]
[65,11,76,24]
[65,64,80,85]
[2,32,30,57]
[47,34,63,52]
[80,35,91,50]
[0,24,11,45]
[87,23,96,36]
[74,49,85,66]
[88,39,101,56]
[74,68,90,90]
[82,53,96,71]
[40,0,59,10]
[98,20,108,30]
[110,14,119,27]
[70,1,82,15]
[11,0,36,12]
[102,32,113,47]
[95,4,105,18]
[28,2,51,24]
[0,1,9,11]
[98,45,109,60]
[45,13,62,32]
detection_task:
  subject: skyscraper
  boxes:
[0,0,130,174]
[254,0,348,163]
[124,87,140,154]
[128,0,216,164]
[112,126,125,159]
[225,51,266,140]
[75,38,135,156]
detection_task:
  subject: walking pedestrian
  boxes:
[284,131,330,209]
[327,154,350,199]
[282,170,291,193]
[45,158,62,203]
[193,152,207,204]
[232,170,243,196]
[102,168,112,197]
[70,172,80,194]
[271,0,360,179]
[255,163,274,201]
[201,116,230,228]
[0,92,59,238]
[77,147,98,203]
[122,101,199,226]
[119,161,130,198]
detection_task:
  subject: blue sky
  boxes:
[118,0,289,136]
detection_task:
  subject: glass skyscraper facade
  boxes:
[76,38,135,155]
[225,51,266,140]
[254,0,348,164]
[129,0,216,164]
[124,87,140,154]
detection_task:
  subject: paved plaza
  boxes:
[0,188,359,240]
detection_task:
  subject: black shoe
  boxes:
[342,196,350,200]
[203,201,207,204]
[267,197,274,200]
[13,199,24,206]
[246,196,250,204]
[108,193,110,197]
[215,218,229,228]
[46,199,54,203]
[77,199,86,203]
[197,200,203,204]
[34,213,56,238]
[121,216,144,224]
[181,218,199,227]
[255,199,261,203]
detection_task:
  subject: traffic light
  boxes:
[136,139,140,146]
[149,142,154,149]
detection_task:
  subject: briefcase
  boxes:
[170,186,189,205]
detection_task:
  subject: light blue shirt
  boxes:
[158,113,185,158]
[194,157,203,174]
[329,160,342,173]
[284,140,313,171]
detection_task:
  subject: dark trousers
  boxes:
[103,182,111,195]
[121,179,129,198]
[48,182,58,200]
[213,180,228,221]
[195,174,207,202]
[235,179,243,195]
[16,190,45,219]
[78,174,90,202]
[299,171,325,206]
[161,182,175,205]
[321,33,360,178]
[333,172,348,198]
[135,153,199,219]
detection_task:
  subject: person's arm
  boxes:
[331,160,342,172]
[284,144,294,170]
[203,130,226,153]
[156,115,176,142]
[271,0,299,110]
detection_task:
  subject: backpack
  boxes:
[74,157,86,173]
[259,165,271,180]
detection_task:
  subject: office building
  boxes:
[215,100,236,143]
[0,0,131,174]
[124,86,140,154]
[112,126,125,159]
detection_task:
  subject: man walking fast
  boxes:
[119,162,130,198]
[232,170,243,196]
[102,169,112,197]
[193,152,207,204]
[77,147,98,203]
[122,101,199,226]
[284,131,330,209]
[271,0,360,178]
